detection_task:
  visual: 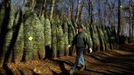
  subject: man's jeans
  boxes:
[71,47,85,70]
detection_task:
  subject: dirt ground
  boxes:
[0,43,134,75]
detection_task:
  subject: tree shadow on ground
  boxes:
[106,70,134,75]
[50,44,134,75]
[3,65,13,75]
[51,59,73,75]
[119,44,134,52]
[85,44,134,75]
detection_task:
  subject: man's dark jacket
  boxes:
[72,32,90,48]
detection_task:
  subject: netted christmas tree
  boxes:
[44,18,52,58]
[51,19,57,58]
[32,14,45,60]
[23,11,34,61]
[56,21,65,57]
[0,2,15,66]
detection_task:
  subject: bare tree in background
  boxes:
[75,0,80,23]
[117,0,121,43]
[38,0,46,17]
[87,0,93,26]
[78,0,86,23]
[131,1,134,42]
[50,0,55,20]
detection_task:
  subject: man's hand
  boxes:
[89,48,93,53]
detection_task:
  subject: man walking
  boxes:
[70,25,92,74]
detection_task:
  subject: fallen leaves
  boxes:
[7,60,67,75]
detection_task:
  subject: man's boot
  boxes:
[80,65,85,71]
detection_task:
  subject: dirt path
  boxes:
[0,44,134,75]
[54,43,134,75]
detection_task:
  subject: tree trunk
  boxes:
[97,0,102,26]
[117,0,121,43]
[84,27,93,54]
[87,0,93,26]
[39,0,46,17]
[78,0,85,23]
[68,7,71,20]
[104,27,110,50]
[104,0,107,27]
[97,27,105,51]
[63,22,69,56]
[75,0,81,23]
[51,20,57,58]
[44,18,52,58]
[68,20,76,56]
[13,10,23,63]
[91,25,100,52]
[129,2,132,42]
[31,0,36,11]
[132,2,134,42]
[56,20,64,57]
[0,4,5,37]
[0,1,16,67]
[118,0,126,44]
[70,0,74,22]
[50,0,55,20]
